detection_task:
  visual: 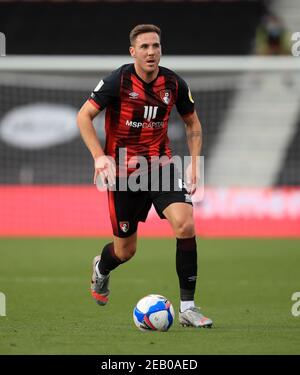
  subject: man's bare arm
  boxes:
[77,100,104,159]
[183,111,203,195]
[184,110,202,159]
[77,100,115,186]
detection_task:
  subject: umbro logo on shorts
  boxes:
[119,221,130,233]
[185,194,192,203]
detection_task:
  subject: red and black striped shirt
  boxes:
[89,64,194,172]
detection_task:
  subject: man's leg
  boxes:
[99,232,137,274]
[91,183,144,306]
[91,232,137,306]
[162,202,197,307]
[163,202,212,327]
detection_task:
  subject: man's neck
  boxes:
[134,64,159,83]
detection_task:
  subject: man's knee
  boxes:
[173,218,195,238]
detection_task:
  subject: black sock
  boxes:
[176,236,197,301]
[98,242,125,275]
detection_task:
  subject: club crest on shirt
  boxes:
[160,89,171,105]
[119,221,130,233]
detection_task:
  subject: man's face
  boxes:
[129,32,161,74]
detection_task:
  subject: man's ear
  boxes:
[129,46,135,58]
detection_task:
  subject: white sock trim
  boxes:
[95,260,109,278]
[180,300,195,312]
[95,260,102,278]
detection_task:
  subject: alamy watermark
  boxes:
[0,32,6,56]
[291,32,300,56]
[95,149,204,202]
[291,292,300,317]
[0,292,6,316]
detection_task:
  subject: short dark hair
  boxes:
[129,24,161,46]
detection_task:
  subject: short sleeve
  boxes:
[175,76,195,118]
[89,66,122,110]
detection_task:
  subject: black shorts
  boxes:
[107,164,193,238]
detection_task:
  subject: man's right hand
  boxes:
[94,155,116,188]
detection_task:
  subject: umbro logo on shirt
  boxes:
[129,92,139,99]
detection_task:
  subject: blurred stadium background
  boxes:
[0,0,299,237]
[0,0,300,355]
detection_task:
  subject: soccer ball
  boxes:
[133,294,175,332]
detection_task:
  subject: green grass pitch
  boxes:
[0,238,299,354]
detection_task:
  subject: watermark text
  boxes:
[291,32,300,56]
[291,292,300,317]
[95,148,204,202]
[0,32,6,56]
[0,292,6,316]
